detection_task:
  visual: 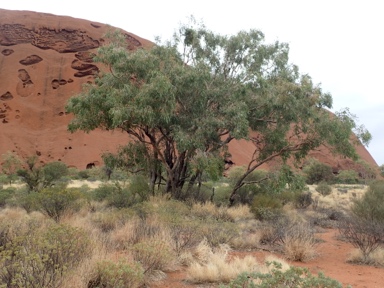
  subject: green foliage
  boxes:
[339,180,384,261]
[380,164,384,177]
[1,151,22,185]
[355,160,377,184]
[36,186,85,222]
[304,159,334,184]
[0,187,15,207]
[0,223,91,288]
[337,170,359,184]
[131,239,175,274]
[89,259,144,288]
[220,262,344,288]
[78,169,90,179]
[129,174,150,201]
[92,182,148,208]
[352,180,384,222]
[316,182,333,196]
[17,157,69,192]
[250,193,283,221]
[42,161,68,184]
[67,22,370,202]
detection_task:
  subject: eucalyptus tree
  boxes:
[66,23,371,202]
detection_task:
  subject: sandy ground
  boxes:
[152,229,384,288]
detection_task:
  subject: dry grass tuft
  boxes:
[186,239,261,284]
[226,204,254,221]
[283,222,317,262]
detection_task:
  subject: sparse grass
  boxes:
[0,181,370,286]
[283,223,317,262]
[347,247,384,266]
[186,239,260,283]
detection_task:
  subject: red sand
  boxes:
[152,229,384,288]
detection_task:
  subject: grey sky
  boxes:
[1,0,383,164]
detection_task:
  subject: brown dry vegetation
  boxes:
[0,181,383,287]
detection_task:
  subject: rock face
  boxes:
[0,9,378,171]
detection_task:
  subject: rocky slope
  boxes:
[0,9,377,171]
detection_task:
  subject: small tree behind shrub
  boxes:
[304,160,334,184]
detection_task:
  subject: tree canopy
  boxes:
[66,21,371,202]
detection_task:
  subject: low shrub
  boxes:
[316,182,332,196]
[283,222,317,262]
[220,262,345,288]
[304,160,334,184]
[186,240,262,284]
[0,187,15,207]
[339,216,384,262]
[0,223,91,288]
[37,186,85,222]
[250,193,283,221]
[131,239,176,277]
[352,180,384,222]
[88,259,144,288]
[293,191,313,209]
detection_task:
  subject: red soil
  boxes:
[152,229,384,288]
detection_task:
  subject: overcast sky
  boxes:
[2,0,383,165]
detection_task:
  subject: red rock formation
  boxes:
[0,9,377,171]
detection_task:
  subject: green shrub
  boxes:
[88,259,144,288]
[250,193,283,221]
[304,160,334,184]
[220,262,345,288]
[129,174,150,201]
[337,170,358,184]
[201,220,239,247]
[0,223,91,288]
[291,191,313,209]
[131,239,175,275]
[352,180,384,222]
[14,189,40,212]
[339,180,384,262]
[0,187,15,207]
[78,169,90,179]
[37,186,84,222]
[316,182,332,196]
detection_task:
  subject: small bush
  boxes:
[352,180,384,222]
[131,239,176,276]
[339,216,384,262]
[283,222,317,262]
[304,160,334,184]
[0,187,14,207]
[88,259,144,288]
[337,170,359,184]
[78,169,90,179]
[37,186,84,222]
[186,240,262,284]
[250,193,283,221]
[0,223,91,288]
[316,182,332,196]
[220,262,344,288]
[93,183,137,208]
[293,191,313,209]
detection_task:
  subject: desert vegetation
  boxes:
[0,19,380,287]
[0,159,382,287]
